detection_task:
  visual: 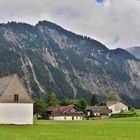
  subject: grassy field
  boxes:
[0,110,140,140]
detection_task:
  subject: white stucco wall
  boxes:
[0,103,33,124]
[87,111,91,116]
[108,105,116,113]
[74,116,83,120]
[94,113,100,116]
[50,116,83,120]
[108,103,128,114]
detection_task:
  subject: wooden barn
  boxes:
[0,74,33,124]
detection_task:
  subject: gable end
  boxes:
[0,74,33,103]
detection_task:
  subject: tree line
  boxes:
[34,90,120,119]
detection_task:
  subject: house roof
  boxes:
[106,101,125,107]
[47,105,75,113]
[0,74,15,97]
[86,106,112,114]
[47,105,83,116]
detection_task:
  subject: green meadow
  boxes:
[0,110,140,140]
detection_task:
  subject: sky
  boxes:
[0,0,140,49]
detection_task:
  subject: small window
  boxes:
[14,94,19,102]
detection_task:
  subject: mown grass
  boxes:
[0,110,140,140]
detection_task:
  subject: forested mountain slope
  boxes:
[0,21,140,107]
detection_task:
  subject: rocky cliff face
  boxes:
[127,47,140,59]
[0,21,140,107]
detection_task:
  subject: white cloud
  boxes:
[0,0,140,49]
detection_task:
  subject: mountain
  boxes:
[0,21,140,107]
[127,47,140,59]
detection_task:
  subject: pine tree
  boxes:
[90,94,98,106]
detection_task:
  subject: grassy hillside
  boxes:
[0,110,140,140]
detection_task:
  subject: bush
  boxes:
[111,112,138,118]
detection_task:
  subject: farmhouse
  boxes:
[107,101,128,114]
[46,105,84,120]
[86,106,111,118]
[0,74,33,124]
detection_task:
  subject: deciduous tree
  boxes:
[48,92,57,106]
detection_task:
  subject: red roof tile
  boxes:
[47,105,83,116]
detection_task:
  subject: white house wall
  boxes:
[108,103,128,114]
[108,105,117,113]
[50,116,83,120]
[74,116,82,120]
[0,103,33,124]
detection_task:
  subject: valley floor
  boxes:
[0,110,140,140]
